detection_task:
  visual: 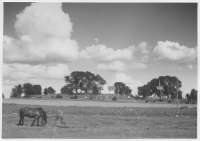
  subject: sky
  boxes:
[2,2,198,98]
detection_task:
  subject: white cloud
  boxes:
[187,64,193,70]
[141,55,149,63]
[97,60,126,72]
[15,3,72,38]
[130,62,147,69]
[3,63,70,81]
[95,38,99,42]
[114,73,141,95]
[3,3,79,64]
[153,40,197,63]
[80,44,134,62]
[138,41,150,54]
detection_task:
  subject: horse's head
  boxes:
[41,109,47,126]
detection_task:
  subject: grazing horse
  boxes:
[18,107,47,127]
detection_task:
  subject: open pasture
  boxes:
[2,102,197,139]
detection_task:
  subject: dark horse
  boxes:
[18,107,47,127]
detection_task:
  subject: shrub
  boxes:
[51,96,54,98]
[185,101,190,104]
[112,96,117,101]
[168,100,171,103]
[180,106,188,109]
[159,99,163,102]
[71,95,78,99]
[88,95,95,100]
[153,100,155,103]
[55,94,63,98]
[145,100,148,103]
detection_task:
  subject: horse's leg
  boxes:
[37,117,40,126]
[31,118,37,127]
[18,118,21,125]
[21,116,24,125]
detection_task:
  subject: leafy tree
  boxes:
[114,82,126,96]
[141,75,182,98]
[124,86,132,96]
[60,84,73,94]
[63,71,107,94]
[114,82,131,96]
[23,83,34,97]
[186,93,191,101]
[48,87,56,94]
[32,85,42,95]
[10,84,23,98]
[43,88,49,95]
[137,84,151,98]
[190,89,197,102]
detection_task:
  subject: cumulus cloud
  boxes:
[187,64,193,70]
[3,63,70,81]
[114,73,141,95]
[141,55,149,63]
[80,44,134,62]
[153,40,197,63]
[130,62,147,69]
[138,41,150,54]
[97,60,126,72]
[3,3,79,64]
[95,38,99,43]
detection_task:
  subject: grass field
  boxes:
[2,99,197,139]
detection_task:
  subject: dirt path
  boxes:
[3,99,196,108]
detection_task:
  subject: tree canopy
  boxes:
[186,89,197,102]
[114,82,132,96]
[137,75,182,99]
[61,71,107,94]
[43,87,56,95]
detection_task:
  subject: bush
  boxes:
[168,100,171,103]
[55,94,63,98]
[159,99,163,102]
[153,100,155,103]
[180,106,188,109]
[51,96,54,98]
[112,96,117,101]
[88,95,95,100]
[185,101,190,104]
[71,95,78,99]
[145,100,148,103]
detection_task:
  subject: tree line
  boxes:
[10,83,56,98]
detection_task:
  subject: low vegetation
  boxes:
[3,103,197,117]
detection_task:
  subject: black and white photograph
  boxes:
[2,1,198,139]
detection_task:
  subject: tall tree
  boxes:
[43,88,49,95]
[137,84,151,98]
[60,84,73,94]
[48,87,56,94]
[10,84,23,98]
[32,85,42,95]
[114,82,126,96]
[22,83,33,97]
[190,89,197,102]
[63,71,107,94]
